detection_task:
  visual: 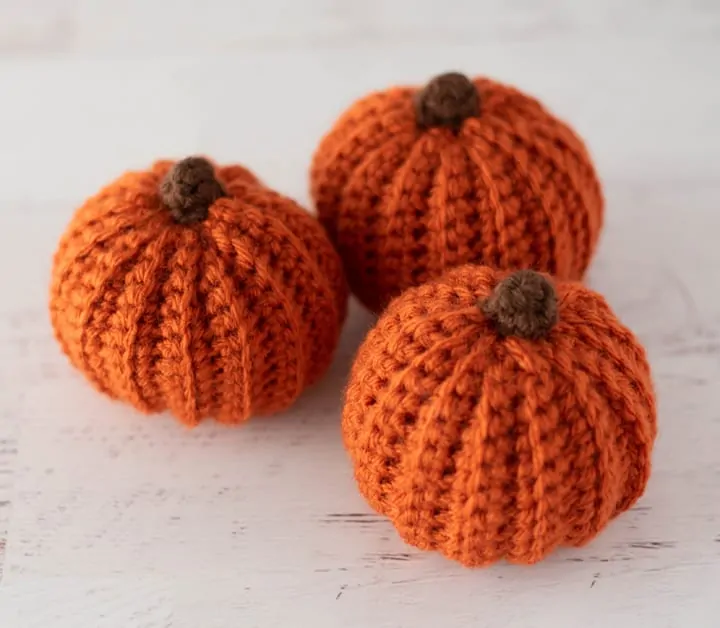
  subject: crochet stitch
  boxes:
[343,265,656,566]
[311,71,604,312]
[50,156,348,427]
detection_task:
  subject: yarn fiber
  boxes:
[311,71,604,312]
[50,157,348,426]
[343,265,656,566]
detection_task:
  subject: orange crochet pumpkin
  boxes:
[311,71,604,312]
[50,156,348,426]
[343,266,656,566]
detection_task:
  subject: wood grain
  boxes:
[1,2,719,626]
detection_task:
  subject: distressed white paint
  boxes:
[0,1,719,626]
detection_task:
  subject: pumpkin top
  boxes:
[159,156,228,224]
[413,71,480,130]
[481,269,558,340]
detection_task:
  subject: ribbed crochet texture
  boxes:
[50,157,348,427]
[343,265,656,566]
[311,71,604,312]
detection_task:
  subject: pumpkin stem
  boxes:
[413,72,480,130]
[481,270,559,340]
[159,156,228,224]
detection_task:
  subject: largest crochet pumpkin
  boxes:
[343,266,656,566]
[50,156,347,426]
[311,71,604,312]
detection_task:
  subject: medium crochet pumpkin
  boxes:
[311,71,603,312]
[343,266,656,566]
[50,156,347,426]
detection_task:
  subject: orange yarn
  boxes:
[311,71,604,313]
[50,156,348,427]
[343,265,656,566]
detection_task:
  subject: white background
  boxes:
[0,1,719,626]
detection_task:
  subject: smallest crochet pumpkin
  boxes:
[310,71,604,313]
[50,156,347,426]
[343,266,656,566]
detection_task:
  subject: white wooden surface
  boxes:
[1,1,719,626]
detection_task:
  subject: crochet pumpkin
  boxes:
[50,156,348,426]
[343,266,656,566]
[311,71,604,312]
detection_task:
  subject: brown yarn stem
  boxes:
[413,72,480,130]
[159,156,228,224]
[481,270,559,340]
